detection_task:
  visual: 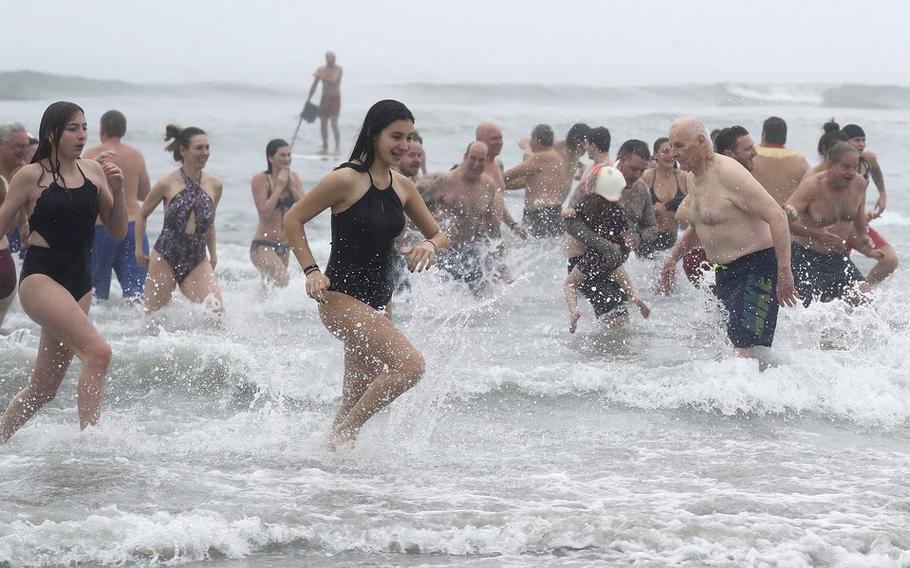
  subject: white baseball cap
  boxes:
[591,165,625,202]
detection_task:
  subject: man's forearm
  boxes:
[769,213,792,268]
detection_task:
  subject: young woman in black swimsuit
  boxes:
[250,139,305,288]
[284,100,448,449]
[641,137,688,253]
[0,101,127,443]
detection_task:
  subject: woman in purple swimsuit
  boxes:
[135,124,224,316]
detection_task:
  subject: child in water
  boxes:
[562,165,650,333]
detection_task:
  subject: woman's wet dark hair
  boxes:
[265,138,289,174]
[653,137,669,156]
[817,120,847,157]
[346,100,414,171]
[31,101,84,184]
[165,124,207,163]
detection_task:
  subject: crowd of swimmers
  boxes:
[0,97,897,447]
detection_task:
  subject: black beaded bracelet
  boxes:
[303,264,320,275]
[424,239,437,252]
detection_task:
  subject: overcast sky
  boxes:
[4,0,907,88]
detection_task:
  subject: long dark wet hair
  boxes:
[31,101,84,184]
[345,100,414,172]
[265,138,289,174]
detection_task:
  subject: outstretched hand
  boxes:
[869,192,887,220]
[777,267,798,307]
[401,241,436,273]
[634,296,651,319]
[135,249,150,269]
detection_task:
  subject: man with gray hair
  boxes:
[0,122,31,254]
[660,117,796,359]
[785,141,875,305]
[475,121,525,239]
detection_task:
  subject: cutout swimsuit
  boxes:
[153,169,215,284]
[20,164,100,300]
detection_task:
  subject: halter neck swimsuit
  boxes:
[153,169,215,283]
[20,163,100,300]
[648,170,685,212]
[325,163,406,310]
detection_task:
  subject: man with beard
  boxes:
[785,141,876,305]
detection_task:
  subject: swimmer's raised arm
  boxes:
[85,157,128,241]
[503,154,541,190]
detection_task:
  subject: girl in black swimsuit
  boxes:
[250,138,305,288]
[284,100,448,449]
[0,101,128,443]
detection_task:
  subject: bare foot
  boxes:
[327,426,356,451]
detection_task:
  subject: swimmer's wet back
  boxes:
[325,163,406,310]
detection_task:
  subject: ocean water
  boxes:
[1,75,909,567]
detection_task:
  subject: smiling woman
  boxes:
[135,124,224,317]
[283,99,449,449]
[0,101,128,443]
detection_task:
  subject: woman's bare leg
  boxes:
[250,247,290,288]
[332,344,378,426]
[144,253,177,313]
[319,293,425,446]
[179,261,224,316]
[866,244,898,285]
[1,279,110,442]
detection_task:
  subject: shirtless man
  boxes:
[82,111,151,301]
[0,123,30,254]
[841,123,897,284]
[564,139,661,260]
[660,118,796,358]
[476,122,525,238]
[307,51,343,154]
[714,126,757,172]
[678,125,759,287]
[395,140,424,180]
[430,142,503,290]
[751,116,809,206]
[785,142,876,305]
[503,124,570,237]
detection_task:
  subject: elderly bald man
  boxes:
[428,141,508,290]
[476,121,526,240]
[660,118,796,359]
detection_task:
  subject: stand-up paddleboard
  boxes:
[292,153,336,162]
